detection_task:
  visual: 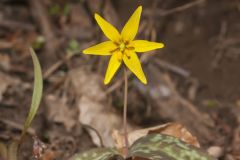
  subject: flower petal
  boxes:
[95,14,121,42]
[132,40,164,52]
[123,51,147,84]
[121,6,142,41]
[83,41,117,55]
[104,52,122,84]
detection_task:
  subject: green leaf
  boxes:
[69,148,123,160]
[129,134,216,160]
[7,48,43,160]
[21,48,43,138]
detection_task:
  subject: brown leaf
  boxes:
[0,72,19,102]
[112,122,200,150]
[69,68,135,147]
[0,54,10,71]
[40,150,57,160]
[45,95,77,132]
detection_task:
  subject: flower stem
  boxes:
[123,67,129,158]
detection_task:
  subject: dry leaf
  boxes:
[45,95,77,132]
[41,150,57,160]
[0,54,10,71]
[69,68,134,147]
[112,122,200,150]
[0,72,19,101]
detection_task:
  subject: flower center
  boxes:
[119,43,126,52]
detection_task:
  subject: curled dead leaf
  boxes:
[112,122,200,150]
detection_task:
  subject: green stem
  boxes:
[123,67,129,157]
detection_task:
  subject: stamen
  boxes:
[126,46,135,50]
[125,51,131,59]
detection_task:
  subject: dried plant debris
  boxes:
[112,122,200,150]
[68,68,134,147]
[70,134,215,160]
[136,68,217,143]
[45,95,78,132]
[0,71,19,102]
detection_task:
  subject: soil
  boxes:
[0,0,240,160]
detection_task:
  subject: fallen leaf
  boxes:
[69,68,134,147]
[0,72,19,102]
[45,95,77,132]
[112,122,200,150]
[0,54,10,71]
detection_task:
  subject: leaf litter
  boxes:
[68,68,135,147]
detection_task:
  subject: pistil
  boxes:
[119,43,126,52]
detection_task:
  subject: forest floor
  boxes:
[0,0,240,159]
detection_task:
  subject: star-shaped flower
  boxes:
[83,6,164,84]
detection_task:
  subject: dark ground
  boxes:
[0,0,240,159]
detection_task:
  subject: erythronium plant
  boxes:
[73,6,215,160]
[83,6,164,157]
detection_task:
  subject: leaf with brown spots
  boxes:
[70,134,215,160]
[69,148,123,160]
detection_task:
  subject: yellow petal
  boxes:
[132,40,164,52]
[104,52,122,84]
[121,6,142,41]
[95,14,121,42]
[83,41,117,55]
[123,51,147,84]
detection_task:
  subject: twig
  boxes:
[162,74,213,128]
[0,18,35,31]
[0,119,35,135]
[144,0,206,17]
[0,41,12,49]
[43,53,74,80]
[211,21,228,69]
[29,0,58,66]
[153,59,190,78]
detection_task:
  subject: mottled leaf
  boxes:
[70,148,124,160]
[128,134,216,160]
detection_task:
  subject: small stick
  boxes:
[154,59,190,78]
[0,119,36,136]
[43,53,74,80]
[144,0,205,17]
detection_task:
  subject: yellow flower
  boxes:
[83,6,164,85]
